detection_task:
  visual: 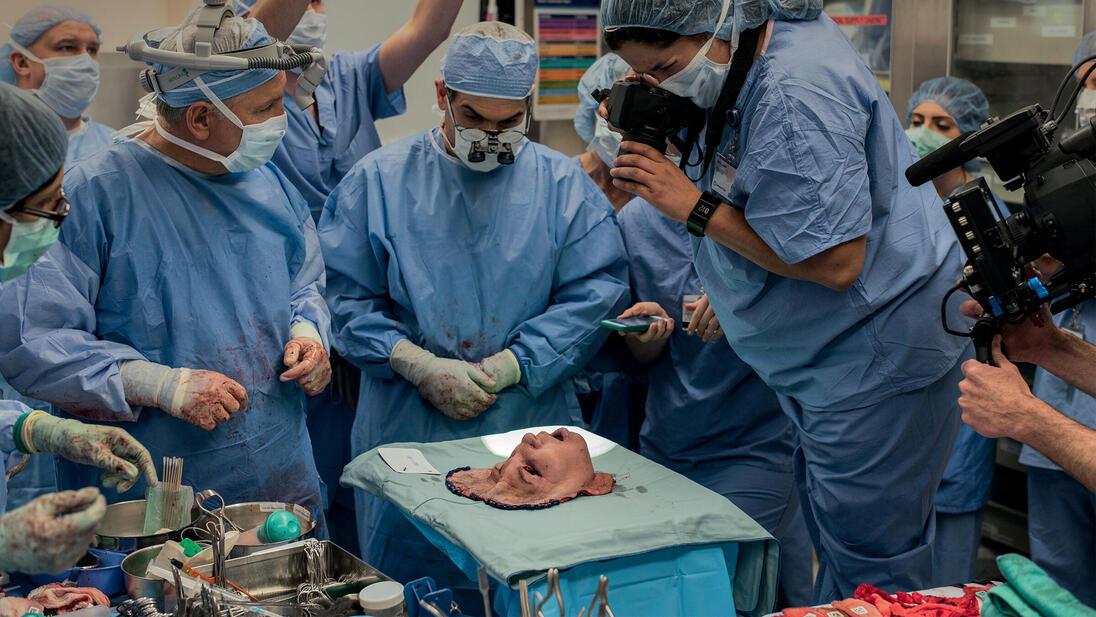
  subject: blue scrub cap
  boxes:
[906,77,989,135]
[1074,31,1096,73]
[601,0,821,38]
[149,8,279,108]
[441,21,537,100]
[574,53,629,142]
[0,82,67,210]
[1,5,102,85]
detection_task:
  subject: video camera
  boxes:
[906,66,1096,363]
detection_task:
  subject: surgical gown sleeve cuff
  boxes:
[290,321,325,349]
[0,403,30,460]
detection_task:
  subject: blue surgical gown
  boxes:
[617,196,812,606]
[0,399,30,514]
[273,47,406,221]
[67,119,115,166]
[0,139,331,526]
[0,119,117,510]
[319,127,630,592]
[692,14,968,600]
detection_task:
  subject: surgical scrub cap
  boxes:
[601,0,821,38]
[1074,31,1096,73]
[906,77,989,135]
[0,82,67,211]
[149,6,279,108]
[574,53,629,142]
[441,22,537,100]
[0,5,102,85]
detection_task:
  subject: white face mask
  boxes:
[443,97,529,172]
[288,10,326,50]
[154,77,287,173]
[10,41,100,119]
[1077,88,1096,130]
[656,0,732,109]
[589,116,622,167]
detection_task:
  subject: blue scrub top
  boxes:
[319,128,630,449]
[1024,299,1096,470]
[274,46,407,221]
[0,139,331,513]
[67,119,115,167]
[617,197,793,473]
[694,14,969,411]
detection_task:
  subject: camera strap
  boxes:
[689,25,763,181]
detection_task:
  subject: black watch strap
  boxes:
[687,191,723,237]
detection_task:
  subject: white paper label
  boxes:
[1023,6,1047,17]
[1042,25,1077,38]
[990,17,1016,28]
[379,447,441,474]
[959,33,994,46]
[258,502,281,512]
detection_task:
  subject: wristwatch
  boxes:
[686,191,723,237]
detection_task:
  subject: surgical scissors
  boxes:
[532,569,564,617]
[576,576,613,617]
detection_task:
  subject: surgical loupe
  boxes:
[116,0,328,110]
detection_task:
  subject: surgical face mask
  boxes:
[0,216,60,282]
[288,10,326,50]
[154,77,288,173]
[656,0,732,109]
[658,35,731,109]
[905,125,952,159]
[589,116,623,167]
[10,42,100,119]
[1077,88,1096,130]
[443,97,529,172]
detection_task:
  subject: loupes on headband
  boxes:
[116,0,328,110]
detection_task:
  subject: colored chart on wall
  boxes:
[533,2,600,121]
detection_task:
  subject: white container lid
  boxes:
[359,581,405,610]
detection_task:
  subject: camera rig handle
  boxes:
[970,316,999,366]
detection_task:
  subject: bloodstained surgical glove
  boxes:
[279,323,332,396]
[120,360,248,431]
[389,339,497,420]
[21,411,158,492]
[0,488,106,574]
[477,349,521,394]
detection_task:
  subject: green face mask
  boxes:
[0,217,60,282]
[905,125,952,160]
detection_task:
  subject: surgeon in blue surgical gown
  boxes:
[319,21,629,604]
[0,9,332,533]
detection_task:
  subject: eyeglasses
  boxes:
[3,188,70,228]
[453,125,528,144]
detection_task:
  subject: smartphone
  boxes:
[599,316,669,332]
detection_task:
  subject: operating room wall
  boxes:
[1,0,583,153]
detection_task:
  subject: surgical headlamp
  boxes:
[116,0,328,110]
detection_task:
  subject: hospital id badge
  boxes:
[710,152,737,201]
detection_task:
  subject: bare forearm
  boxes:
[379,0,463,94]
[702,205,864,291]
[1032,332,1096,399]
[1021,400,1096,492]
[248,0,310,41]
